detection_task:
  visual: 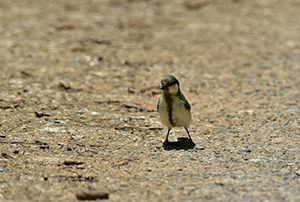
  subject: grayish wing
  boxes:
[180,92,191,111]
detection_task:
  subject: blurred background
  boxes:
[1,0,300,201]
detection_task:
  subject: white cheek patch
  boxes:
[168,84,178,94]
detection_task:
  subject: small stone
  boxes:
[128,88,135,93]
[59,80,71,90]
[77,114,85,118]
[63,160,84,166]
[35,111,51,118]
[196,146,204,150]
[268,117,277,121]
[120,183,128,187]
[284,174,298,180]
[76,190,109,200]
[185,0,210,9]
[238,149,251,154]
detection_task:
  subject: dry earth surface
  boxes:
[1,0,300,201]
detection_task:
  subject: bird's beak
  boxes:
[160,84,168,90]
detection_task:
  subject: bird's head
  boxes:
[160,75,180,94]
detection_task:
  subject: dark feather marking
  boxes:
[164,93,175,126]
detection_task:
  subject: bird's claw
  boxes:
[163,140,169,145]
[190,141,196,146]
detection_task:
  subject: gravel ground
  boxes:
[1,0,300,201]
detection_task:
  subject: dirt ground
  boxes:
[1,0,300,201]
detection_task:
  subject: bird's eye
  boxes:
[170,81,178,86]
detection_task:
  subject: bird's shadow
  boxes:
[162,138,195,150]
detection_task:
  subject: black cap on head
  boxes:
[160,75,180,89]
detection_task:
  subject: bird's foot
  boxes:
[163,140,169,145]
[189,140,196,146]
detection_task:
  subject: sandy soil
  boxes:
[1,0,300,201]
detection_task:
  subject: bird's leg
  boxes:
[163,128,171,145]
[185,128,195,146]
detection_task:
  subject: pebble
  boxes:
[238,149,252,154]
[91,111,98,115]
[120,183,128,187]
[76,190,109,200]
[195,146,205,150]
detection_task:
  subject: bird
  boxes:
[157,75,195,146]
